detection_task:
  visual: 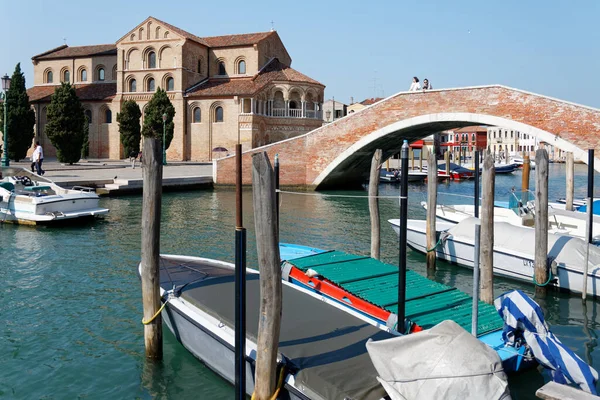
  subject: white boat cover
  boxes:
[366,320,511,400]
[447,218,600,274]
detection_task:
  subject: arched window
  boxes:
[98,68,105,81]
[85,109,92,123]
[63,70,70,82]
[218,61,226,75]
[129,79,137,92]
[147,78,155,92]
[238,60,246,74]
[193,107,201,123]
[197,59,202,74]
[215,106,223,122]
[148,51,156,68]
[47,71,53,83]
[166,77,174,91]
[112,65,117,80]
[81,69,87,82]
[105,109,112,124]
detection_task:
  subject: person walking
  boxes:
[129,149,138,169]
[422,79,433,90]
[34,142,45,175]
[408,77,421,91]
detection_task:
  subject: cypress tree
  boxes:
[117,99,142,156]
[45,83,85,164]
[141,88,175,150]
[0,63,36,161]
[81,116,90,159]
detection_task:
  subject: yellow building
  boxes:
[27,16,325,160]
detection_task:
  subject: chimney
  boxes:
[350,96,354,104]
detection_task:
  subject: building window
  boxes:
[81,69,87,82]
[129,79,137,92]
[166,77,174,91]
[472,133,475,142]
[504,130,508,138]
[85,109,92,123]
[105,109,112,124]
[148,51,156,68]
[147,78,155,92]
[47,71,53,83]
[215,106,223,122]
[511,144,514,152]
[511,130,514,138]
[63,70,70,82]
[218,61,226,75]
[98,68,105,81]
[238,60,246,74]
[197,60,202,74]
[193,107,201,123]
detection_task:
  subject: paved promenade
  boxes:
[7,158,213,194]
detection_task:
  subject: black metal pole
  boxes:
[234,144,246,399]
[588,149,595,244]
[398,140,409,332]
[474,150,480,218]
[275,154,280,233]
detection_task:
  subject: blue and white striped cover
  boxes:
[495,290,599,394]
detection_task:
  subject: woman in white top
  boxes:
[408,77,421,91]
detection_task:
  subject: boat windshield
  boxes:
[507,190,535,216]
[1,167,53,184]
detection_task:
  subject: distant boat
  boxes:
[422,163,474,180]
[389,217,600,297]
[464,163,517,174]
[378,169,427,183]
[511,157,536,170]
[0,167,109,225]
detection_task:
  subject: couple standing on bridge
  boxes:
[408,77,432,91]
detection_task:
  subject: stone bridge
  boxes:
[214,85,600,189]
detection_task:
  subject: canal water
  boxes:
[1,163,599,399]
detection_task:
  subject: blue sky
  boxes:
[1,0,599,107]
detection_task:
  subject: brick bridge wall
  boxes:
[215,85,600,188]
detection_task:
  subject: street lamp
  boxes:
[1,73,11,167]
[162,113,167,166]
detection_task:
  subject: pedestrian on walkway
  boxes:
[129,150,138,169]
[409,77,421,91]
[422,79,433,91]
[31,142,44,175]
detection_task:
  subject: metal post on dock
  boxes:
[480,151,495,304]
[472,150,481,335]
[252,152,282,399]
[522,155,530,203]
[397,140,409,332]
[582,149,595,300]
[426,146,437,273]
[369,149,382,260]
[234,143,247,399]
[140,137,163,359]
[534,149,549,298]
[566,152,574,211]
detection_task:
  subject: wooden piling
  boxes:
[369,149,382,260]
[534,149,549,298]
[445,151,450,178]
[480,151,495,304]
[522,154,530,202]
[251,152,282,400]
[140,137,163,359]
[566,152,574,211]
[419,148,424,171]
[426,147,437,272]
[410,148,414,171]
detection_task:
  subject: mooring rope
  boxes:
[142,300,168,325]
[532,270,553,287]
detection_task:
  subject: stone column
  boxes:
[285,100,289,117]
[250,98,255,115]
[301,101,306,118]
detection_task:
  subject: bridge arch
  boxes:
[313,112,588,188]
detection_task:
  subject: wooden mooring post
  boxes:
[140,137,163,359]
[566,152,574,211]
[480,151,495,304]
[252,152,282,400]
[426,147,437,272]
[445,151,450,179]
[369,149,382,260]
[410,148,414,171]
[534,149,549,298]
[419,148,424,171]
[522,154,530,203]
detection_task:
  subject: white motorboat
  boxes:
[389,217,600,297]
[424,201,600,243]
[144,255,392,400]
[511,157,536,170]
[0,167,109,225]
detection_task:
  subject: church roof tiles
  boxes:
[32,44,117,60]
[27,83,117,103]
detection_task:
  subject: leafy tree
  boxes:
[81,116,89,159]
[141,88,175,150]
[117,99,142,156]
[45,83,85,164]
[0,63,36,161]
